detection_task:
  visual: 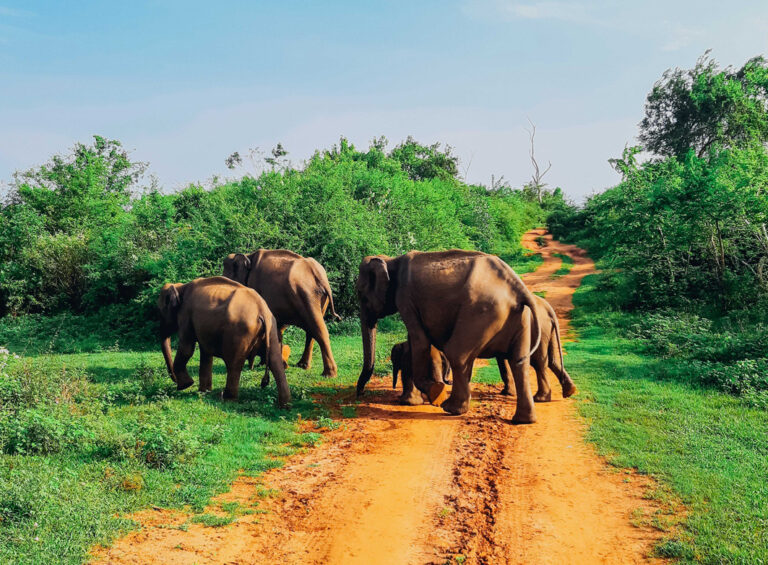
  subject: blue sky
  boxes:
[1,1,767,200]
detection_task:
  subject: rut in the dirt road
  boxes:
[93,231,666,565]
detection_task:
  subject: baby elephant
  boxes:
[390,341,452,404]
[158,276,290,407]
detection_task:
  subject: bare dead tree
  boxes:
[524,118,552,203]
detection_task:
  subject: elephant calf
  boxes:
[390,341,451,403]
[158,276,290,407]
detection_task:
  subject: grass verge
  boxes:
[0,325,405,564]
[564,274,768,564]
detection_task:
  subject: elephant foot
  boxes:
[321,368,338,379]
[562,381,578,398]
[296,360,311,370]
[221,388,239,401]
[176,376,194,391]
[511,409,537,424]
[441,395,469,415]
[533,390,552,402]
[198,385,213,393]
[500,387,513,396]
[398,392,424,406]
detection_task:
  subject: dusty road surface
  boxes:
[93,231,665,565]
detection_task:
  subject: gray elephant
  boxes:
[223,249,340,378]
[158,276,290,407]
[356,250,542,423]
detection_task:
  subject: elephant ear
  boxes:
[160,284,181,319]
[365,257,390,314]
[232,253,251,284]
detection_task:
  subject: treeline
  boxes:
[0,136,546,337]
[550,53,768,401]
[550,54,768,311]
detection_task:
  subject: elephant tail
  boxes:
[516,293,541,365]
[321,280,342,321]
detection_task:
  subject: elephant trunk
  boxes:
[160,335,176,382]
[356,317,377,396]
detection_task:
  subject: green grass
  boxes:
[550,252,574,278]
[503,251,543,275]
[0,324,406,564]
[563,275,768,564]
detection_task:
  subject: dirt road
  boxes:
[93,231,664,565]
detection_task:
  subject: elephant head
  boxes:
[355,256,398,396]
[157,283,183,382]
[222,253,251,284]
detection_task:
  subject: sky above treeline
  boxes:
[1,1,767,201]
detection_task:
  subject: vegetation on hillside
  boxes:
[0,136,546,344]
[549,53,768,400]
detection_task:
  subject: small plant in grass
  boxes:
[340,405,357,418]
[188,513,235,528]
[315,416,341,431]
[551,253,574,278]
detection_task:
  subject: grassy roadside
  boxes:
[566,275,768,564]
[0,325,406,564]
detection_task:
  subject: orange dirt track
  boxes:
[92,230,665,565]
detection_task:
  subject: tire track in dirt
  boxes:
[93,231,666,565]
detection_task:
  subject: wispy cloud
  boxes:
[464,1,601,26]
[0,6,34,18]
[660,22,705,52]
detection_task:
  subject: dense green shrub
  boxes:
[551,55,768,312]
[0,136,543,346]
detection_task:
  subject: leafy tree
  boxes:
[388,137,459,181]
[639,53,768,158]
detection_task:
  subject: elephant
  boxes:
[223,249,340,378]
[356,250,542,423]
[390,341,451,402]
[390,294,577,405]
[495,295,577,402]
[158,276,291,407]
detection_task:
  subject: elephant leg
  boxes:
[307,312,337,378]
[260,364,270,388]
[509,308,537,424]
[440,356,473,415]
[497,357,513,396]
[429,347,445,383]
[398,320,444,404]
[198,350,213,392]
[549,340,577,398]
[532,357,552,402]
[172,334,196,391]
[222,357,246,401]
[398,348,424,405]
[296,332,314,370]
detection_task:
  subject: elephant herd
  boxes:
[158,248,576,424]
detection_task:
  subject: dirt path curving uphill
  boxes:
[93,231,665,565]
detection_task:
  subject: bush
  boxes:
[0,136,544,348]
